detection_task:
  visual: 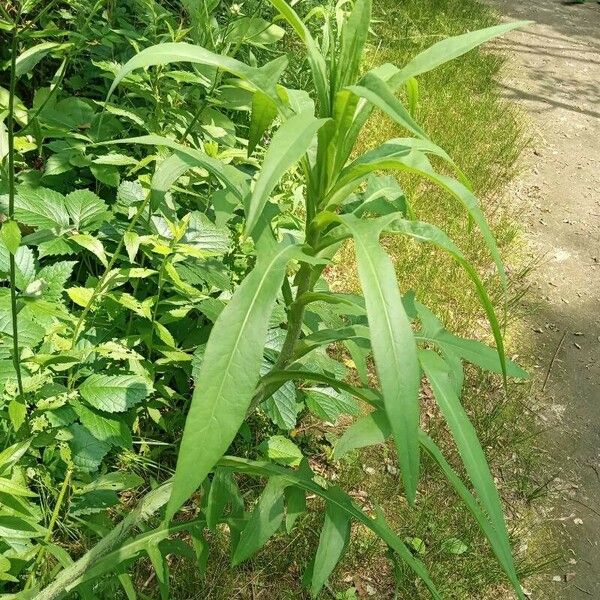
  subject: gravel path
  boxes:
[483,1,600,597]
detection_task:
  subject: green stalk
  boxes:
[25,468,73,590]
[7,15,24,397]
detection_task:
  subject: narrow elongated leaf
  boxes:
[266,0,329,113]
[338,214,420,504]
[166,235,300,519]
[419,349,520,594]
[348,72,427,139]
[334,0,372,92]
[107,42,286,101]
[245,111,328,236]
[73,518,203,588]
[415,302,526,379]
[383,216,508,381]
[311,501,351,596]
[285,485,306,533]
[232,477,286,565]
[248,91,278,156]
[220,457,441,599]
[330,144,506,291]
[0,478,37,497]
[15,42,64,77]
[259,370,377,405]
[391,22,530,85]
[205,468,233,530]
[334,408,389,460]
[419,433,524,599]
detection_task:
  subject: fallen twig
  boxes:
[542,330,567,392]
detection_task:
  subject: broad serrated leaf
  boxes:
[70,490,119,516]
[68,424,111,472]
[13,186,69,231]
[72,401,132,448]
[37,261,76,302]
[304,387,359,423]
[78,374,152,413]
[65,190,110,231]
[261,435,303,467]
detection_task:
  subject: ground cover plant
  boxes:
[0,0,533,598]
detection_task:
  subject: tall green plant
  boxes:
[34,1,530,598]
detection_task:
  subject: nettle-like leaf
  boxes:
[68,424,111,472]
[12,186,69,232]
[64,190,110,232]
[78,374,153,413]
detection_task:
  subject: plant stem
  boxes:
[25,468,73,590]
[7,15,24,397]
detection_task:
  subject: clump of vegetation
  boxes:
[0,0,532,598]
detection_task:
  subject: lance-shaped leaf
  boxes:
[248,91,278,156]
[347,72,427,140]
[107,42,287,101]
[166,235,300,519]
[390,22,531,87]
[419,433,524,599]
[414,302,527,379]
[220,456,441,599]
[245,111,328,236]
[266,0,329,114]
[337,214,420,504]
[329,145,507,291]
[15,42,66,77]
[419,349,520,595]
[311,501,351,596]
[344,22,529,174]
[232,476,286,565]
[381,216,509,382]
[334,0,372,92]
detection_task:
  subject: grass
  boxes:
[117,1,554,598]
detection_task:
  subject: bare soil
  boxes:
[483,1,600,597]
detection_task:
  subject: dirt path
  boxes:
[482,1,600,597]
